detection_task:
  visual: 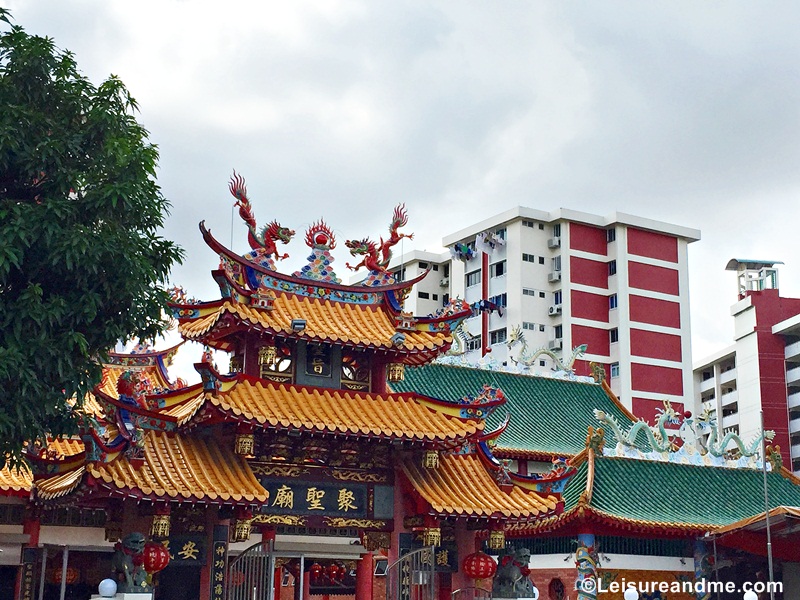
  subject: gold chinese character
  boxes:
[436,550,449,566]
[216,545,225,556]
[337,488,358,512]
[306,487,325,510]
[214,559,224,568]
[215,572,223,582]
[214,584,223,595]
[272,485,294,509]
[162,540,175,560]
[178,541,200,560]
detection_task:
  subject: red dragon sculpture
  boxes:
[229,171,295,259]
[345,204,413,274]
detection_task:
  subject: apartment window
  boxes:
[606,229,616,243]
[466,336,482,352]
[523,322,537,330]
[609,294,618,310]
[609,328,619,344]
[539,360,546,366]
[432,264,439,272]
[610,363,620,378]
[554,325,563,339]
[523,288,537,297]
[419,261,429,269]
[522,253,536,263]
[466,270,481,287]
[444,264,450,277]
[554,290,563,305]
[608,260,617,276]
[490,293,507,308]
[539,291,546,299]
[432,294,438,301]
[552,256,562,271]
[490,328,507,345]
[418,291,430,300]
[442,294,449,306]
[702,370,712,381]
[539,324,545,332]
[539,223,544,230]
[522,220,535,228]
[496,228,506,240]
[538,256,545,265]
[553,224,561,237]
[490,261,506,278]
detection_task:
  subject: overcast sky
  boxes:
[7,1,800,379]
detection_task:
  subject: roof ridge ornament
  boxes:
[346,204,413,286]
[507,324,587,373]
[293,220,341,283]
[229,171,295,270]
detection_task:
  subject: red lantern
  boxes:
[49,567,79,585]
[326,563,340,580]
[310,563,323,582]
[143,541,170,574]
[462,551,497,580]
[229,570,245,587]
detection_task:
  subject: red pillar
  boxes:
[15,508,40,600]
[356,553,374,599]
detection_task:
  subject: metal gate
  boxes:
[386,546,437,600]
[226,539,277,600]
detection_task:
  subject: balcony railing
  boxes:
[720,390,738,407]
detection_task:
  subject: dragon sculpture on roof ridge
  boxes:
[506,324,587,373]
[229,171,295,260]
[345,204,413,275]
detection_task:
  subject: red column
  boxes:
[356,553,374,599]
[15,507,40,600]
[481,252,489,356]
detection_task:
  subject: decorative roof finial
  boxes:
[346,204,413,286]
[293,220,341,283]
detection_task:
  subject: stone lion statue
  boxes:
[111,532,152,593]
[492,547,536,598]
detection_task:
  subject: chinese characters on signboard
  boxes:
[210,541,226,600]
[305,344,332,377]
[259,480,367,518]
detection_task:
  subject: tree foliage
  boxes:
[0,12,183,466]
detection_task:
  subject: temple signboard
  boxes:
[258,479,368,518]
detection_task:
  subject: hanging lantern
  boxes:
[229,570,245,588]
[326,563,340,581]
[310,563,323,582]
[462,551,497,580]
[235,433,255,456]
[150,512,170,539]
[387,363,405,382]
[259,346,278,365]
[421,527,441,547]
[142,542,170,574]
[422,450,439,469]
[49,567,79,585]
[487,529,506,550]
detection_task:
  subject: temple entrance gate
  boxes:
[385,546,437,600]
[227,539,278,600]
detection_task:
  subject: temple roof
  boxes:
[391,364,635,457]
[177,297,451,361]
[0,463,32,496]
[36,431,268,504]
[512,449,800,536]
[203,377,483,442]
[401,453,559,521]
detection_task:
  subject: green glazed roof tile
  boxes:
[392,364,633,456]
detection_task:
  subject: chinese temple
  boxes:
[3,180,800,600]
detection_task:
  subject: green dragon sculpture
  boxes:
[506,325,587,372]
[593,407,675,453]
[690,407,775,458]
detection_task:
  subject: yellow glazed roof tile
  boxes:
[86,431,267,503]
[0,462,32,494]
[402,454,558,519]
[210,378,481,441]
[179,297,450,352]
[35,466,86,500]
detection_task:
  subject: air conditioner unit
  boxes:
[439,277,449,287]
[547,237,561,249]
[548,305,562,316]
[548,338,563,351]
[548,271,561,283]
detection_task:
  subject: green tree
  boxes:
[0,10,183,466]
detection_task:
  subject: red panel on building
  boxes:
[571,324,610,357]
[570,256,608,289]
[627,228,678,263]
[629,295,681,328]
[571,290,609,323]
[630,363,683,395]
[630,329,682,362]
[632,397,684,426]
[569,223,607,256]
[628,261,679,296]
